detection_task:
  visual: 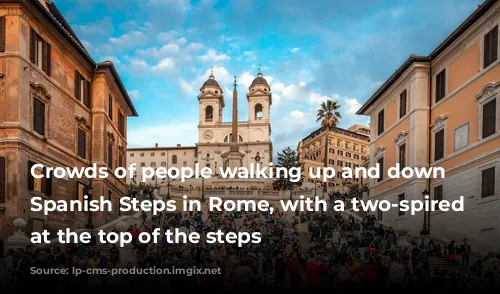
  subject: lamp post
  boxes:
[86,185,94,229]
[420,189,430,235]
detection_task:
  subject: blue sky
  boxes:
[54,0,483,153]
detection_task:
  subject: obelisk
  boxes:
[228,76,243,168]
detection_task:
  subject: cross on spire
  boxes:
[258,64,261,74]
[233,75,237,88]
[210,66,214,76]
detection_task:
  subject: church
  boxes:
[197,70,273,172]
[126,71,273,184]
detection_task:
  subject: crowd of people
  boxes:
[1,203,499,290]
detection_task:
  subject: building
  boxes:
[297,125,370,193]
[127,71,273,183]
[0,0,137,239]
[127,144,197,184]
[357,0,499,248]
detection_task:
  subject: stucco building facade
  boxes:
[357,0,500,249]
[0,0,137,239]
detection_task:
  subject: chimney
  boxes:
[155,143,158,148]
[177,144,181,147]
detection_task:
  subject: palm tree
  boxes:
[316,99,342,194]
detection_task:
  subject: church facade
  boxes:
[126,71,273,184]
[197,72,273,173]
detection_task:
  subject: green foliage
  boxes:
[348,183,369,199]
[272,146,304,190]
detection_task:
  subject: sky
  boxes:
[54,0,483,153]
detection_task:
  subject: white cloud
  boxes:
[199,49,231,63]
[129,59,150,74]
[128,90,140,100]
[146,0,192,13]
[290,110,304,119]
[157,30,178,42]
[176,37,187,46]
[179,79,196,96]
[152,58,176,73]
[109,31,147,47]
[243,51,257,61]
[195,66,233,88]
[137,43,181,58]
[308,92,330,104]
[238,72,254,89]
[343,97,362,116]
[290,47,301,53]
[128,121,197,148]
[300,81,306,87]
[185,42,204,51]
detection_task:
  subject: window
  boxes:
[434,185,443,202]
[140,162,145,167]
[337,161,343,167]
[399,90,407,118]
[30,27,51,75]
[377,109,385,135]
[329,148,335,154]
[435,69,446,103]
[183,161,187,167]
[75,72,91,108]
[161,152,165,156]
[28,161,52,195]
[482,99,496,139]
[337,150,343,156]
[377,157,384,182]
[481,167,495,198]
[108,190,112,202]
[151,153,155,156]
[329,159,335,164]
[354,154,359,160]
[76,182,85,202]
[33,97,45,136]
[130,153,134,157]
[255,103,263,120]
[161,162,166,167]
[434,129,444,161]
[398,194,405,216]
[118,152,123,168]
[183,151,187,156]
[0,16,5,53]
[346,162,351,168]
[205,105,213,120]
[140,153,144,157]
[77,128,86,159]
[118,111,125,136]
[108,95,113,120]
[107,142,113,169]
[484,25,498,68]
[151,162,156,167]
[0,156,5,203]
[346,152,351,158]
[172,155,177,164]
[399,143,406,169]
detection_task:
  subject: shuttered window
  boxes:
[75,71,91,108]
[108,142,113,169]
[399,90,407,118]
[377,157,384,182]
[484,26,498,68]
[434,129,444,161]
[435,69,446,103]
[481,167,495,198]
[434,185,443,202]
[399,143,406,169]
[27,160,51,196]
[109,95,113,120]
[77,128,86,159]
[33,97,45,135]
[482,99,496,139]
[377,109,384,136]
[118,152,123,168]
[118,111,125,136]
[0,156,5,203]
[29,27,51,75]
[0,16,5,52]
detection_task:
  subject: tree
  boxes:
[272,147,303,199]
[316,99,342,194]
[348,183,369,200]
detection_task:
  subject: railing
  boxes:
[159,187,318,201]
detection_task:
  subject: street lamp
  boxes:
[420,189,430,235]
[201,154,210,202]
[86,185,94,229]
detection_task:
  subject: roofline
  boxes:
[300,126,370,143]
[127,146,197,151]
[97,61,139,117]
[356,55,430,115]
[27,0,95,66]
[357,0,498,115]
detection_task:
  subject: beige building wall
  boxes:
[357,0,500,248]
